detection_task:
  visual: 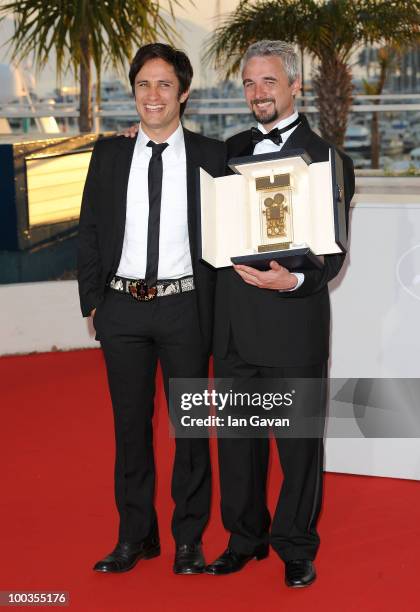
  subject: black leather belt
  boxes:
[109,275,195,302]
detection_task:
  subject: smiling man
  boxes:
[77,43,226,575]
[206,40,355,587]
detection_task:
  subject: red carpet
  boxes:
[1,349,419,611]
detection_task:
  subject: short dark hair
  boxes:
[129,43,193,117]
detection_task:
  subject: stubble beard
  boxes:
[251,99,279,126]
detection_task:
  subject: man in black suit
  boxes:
[205,40,355,587]
[77,43,226,575]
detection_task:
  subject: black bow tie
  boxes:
[251,117,301,147]
[251,127,282,146]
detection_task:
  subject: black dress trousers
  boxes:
[94,288,211,545]
[214,335,326,562]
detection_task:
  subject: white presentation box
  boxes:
[198,148,347,270]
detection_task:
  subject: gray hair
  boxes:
[241,40,300,85]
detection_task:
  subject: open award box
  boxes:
[198,148,347,271]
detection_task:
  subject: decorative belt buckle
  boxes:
[128,280,157,301]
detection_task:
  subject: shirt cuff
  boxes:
[278,272,304,292]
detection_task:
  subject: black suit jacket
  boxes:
[213,114,355,367]
[77,127,226,352]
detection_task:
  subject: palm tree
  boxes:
[362,46,401,168]
[0,0,182,133]
[205,0,420,147]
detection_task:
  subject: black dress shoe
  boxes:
[285,559,316,587]
[205,546,268,575]
[173,543,205,574]
[93,535,160,573]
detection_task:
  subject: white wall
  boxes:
[325,195,420,480]
[0,279,97,354]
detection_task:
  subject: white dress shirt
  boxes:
[253,110,304,291]
[116,123,193,280]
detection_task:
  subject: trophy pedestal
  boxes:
[232,246,323,271]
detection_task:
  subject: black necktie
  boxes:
[251,116,301,147]
[145,141,168,288]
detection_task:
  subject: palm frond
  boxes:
[0,0,189,130]
[203,0,316,78]
[204,0,420,78]
[0,0,186,77]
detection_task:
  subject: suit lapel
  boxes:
[112,135,137,272]
[229,132,254,159]
[236,136,254,158]
[183,128,199,261]
[280,114,312,154]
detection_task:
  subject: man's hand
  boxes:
[90,308,96,317]
[121,124,139,138]
[233,260,298,291]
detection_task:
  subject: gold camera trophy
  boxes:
[255,173,293,253]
